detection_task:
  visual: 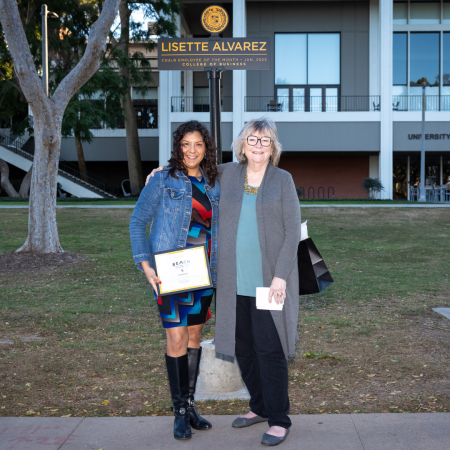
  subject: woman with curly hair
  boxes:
[129,120,219,441]
[147,118,301,447]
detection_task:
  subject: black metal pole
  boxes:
[207,67,223,163]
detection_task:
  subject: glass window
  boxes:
[308,34,340,85]
[410,2,440,24]
[410,33,439,87]
[393,86,408,111]
[132,88,158,100]
[310,87,322,112]
[393,33,407,85]
[444,2,450,23]
[276,88,289,112]
[193,88,209,112]
[393,2,408,24]
[325,88,338,112]
[275,34,307,85]
[132,89,158,128]
[444,33,450,85]
[293,88,305,111]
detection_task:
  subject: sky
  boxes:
[111,5,154,36]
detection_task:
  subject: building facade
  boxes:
[59,0,450,199]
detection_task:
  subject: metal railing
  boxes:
[0,131,117,197]
[171,96,233,113]
[392,95,450,111]
[296,186,335,199]
[245,96,381,112]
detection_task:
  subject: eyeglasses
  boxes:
[246,135,272,147]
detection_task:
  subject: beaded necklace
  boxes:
[244,170,259,195]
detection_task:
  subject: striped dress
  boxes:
[156,175,214,328]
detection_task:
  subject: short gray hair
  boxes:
[232,117,282,166]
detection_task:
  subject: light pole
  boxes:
[41,5,59,97]
[418,82,427,202]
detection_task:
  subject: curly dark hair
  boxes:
[167,121,218,187]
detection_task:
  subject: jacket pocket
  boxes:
[163,188,185,212]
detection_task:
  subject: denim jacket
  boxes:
[129,167,220,287]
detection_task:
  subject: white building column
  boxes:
[159,71,173,166]
[379,0,393,199]
[159,15,181,166]
[232,0,247,161]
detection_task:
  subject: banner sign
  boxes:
[158,38,271,71]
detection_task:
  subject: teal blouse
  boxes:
[236,190,264,296]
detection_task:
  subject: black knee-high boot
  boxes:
[165,354,192,440]
[187,347,212,430]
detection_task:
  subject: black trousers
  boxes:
[235,295,291,429]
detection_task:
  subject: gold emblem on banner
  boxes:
[201,5,229,34]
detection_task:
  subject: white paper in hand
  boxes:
[256,287,283,310]
[300,220,308,241]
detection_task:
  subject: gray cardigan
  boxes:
[215,162,301,359]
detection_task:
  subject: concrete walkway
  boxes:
[1,203,450,209]
[1,413,449,450]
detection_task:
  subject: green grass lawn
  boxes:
[0,207,449,418]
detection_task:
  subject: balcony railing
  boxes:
[392,95,450,111]
[171,97,233,113]
[245,96,381,112]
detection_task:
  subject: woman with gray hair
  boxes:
[145,117,301,446]
[215,118,300,446]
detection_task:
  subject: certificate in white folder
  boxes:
[256,287,284,311]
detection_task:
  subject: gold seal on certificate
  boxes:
[152,244,213,297]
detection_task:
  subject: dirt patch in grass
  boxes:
[0,251,87,276]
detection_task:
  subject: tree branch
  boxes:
[52,0,121,111]
[0,0,46,107]
[0,68,21,92]
[26,2,38,26]
[0,159,20,197]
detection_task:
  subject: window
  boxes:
[410,33,440,87]
[275,33,340,112]
[275,34,306,85]
[193,88,209,112]
[275,33,340,85]
[410,1,441,24]
[132,88,158,129]
[443,33,450,109]
[410,33,440,110]
[394,2,408,24]
[393,33,407,86]
[393,33,408,109]
[444,2,450,23]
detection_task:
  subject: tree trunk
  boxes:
[19,166,32,197]
[0,0,120,253]
[119,0,144,195]
[121,88,144,195]
[0,159,20,197]
[74,134,89,182]
[17,114,63,253]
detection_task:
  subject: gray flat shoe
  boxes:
[232,415,268,428]
[261,428,290,446]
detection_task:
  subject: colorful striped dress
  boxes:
[156,175,214,328]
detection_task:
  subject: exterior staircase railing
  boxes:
[0,131,117,197]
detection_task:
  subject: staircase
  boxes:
[0,132,116,198]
